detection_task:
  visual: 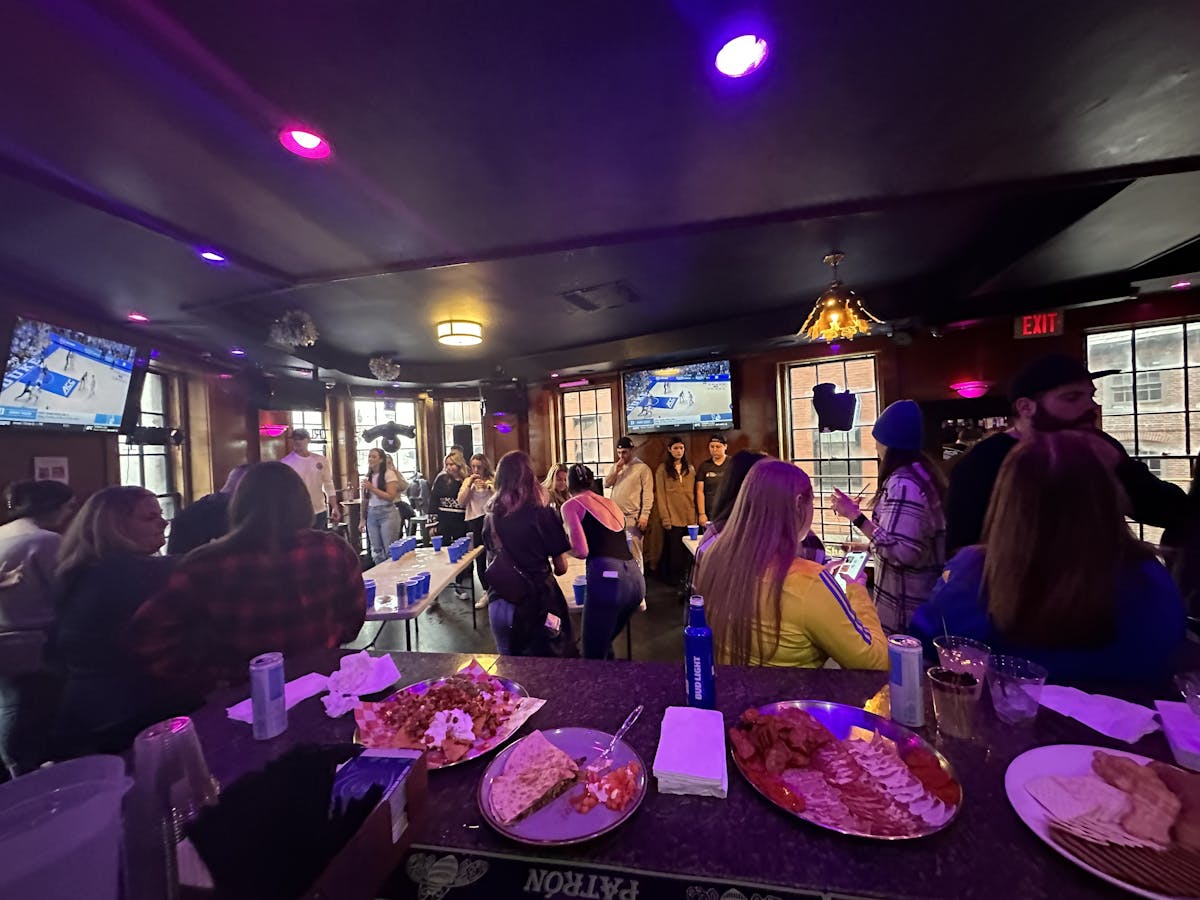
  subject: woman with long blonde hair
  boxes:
[912,431,1184,680]
[542,463,571,515]
[693,459,886,670]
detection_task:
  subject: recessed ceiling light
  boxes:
[278,127,332,160]
[715,35,769,78]
[436,320,483,346]
[230,347,246,357]
[127,312,149,323]
[198,249,226,263]
[1171,280,1193,290]
[551,372,560,378]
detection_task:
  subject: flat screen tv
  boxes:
[623,359,735,434]
[0,315,138,431]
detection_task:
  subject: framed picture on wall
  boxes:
[33,456,69,484]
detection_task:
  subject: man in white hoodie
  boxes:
[603,436,654,571]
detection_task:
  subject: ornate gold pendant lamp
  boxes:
[799,252,883,342]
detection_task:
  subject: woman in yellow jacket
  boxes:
[655,436,697,599]
[693,458,887,670]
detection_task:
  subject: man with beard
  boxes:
[944,353,1187,555]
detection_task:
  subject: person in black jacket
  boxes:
[945,354,1187,556]
[166,465,249,555]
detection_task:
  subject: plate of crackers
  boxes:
[1006,744,1200,899]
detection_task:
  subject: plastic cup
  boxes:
[132,717,219,837]
[432,535,443,552]
[687,524,699,540]
[406,578,422,605]
[363,579,376,609]
[389,544,401,562]
[928,666,983,738]
[933,635,991,680]
[573,575,588,606]
[988,655,1048,725]
[395,580,408,606]
[0,756,132,900]
[419,571,432,596]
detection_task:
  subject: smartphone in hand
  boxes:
[841,551,868,582]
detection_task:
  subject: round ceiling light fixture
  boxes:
[715,35,769,78]
[127,312,150,323]
[436,320,483,346]
[230,347,246,357]
[278,127,332,160]
[198,249,226,263]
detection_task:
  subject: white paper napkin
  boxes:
[653,706,728,798]
[225,671,329,723]
[1155,701,1200,771]
[1039,686,1160,743]
[321,652,401,717]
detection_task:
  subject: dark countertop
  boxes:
[189,651,1178,900]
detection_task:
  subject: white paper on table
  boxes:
[225,671,329,723]
[653,706,728,784]
[1039,685,1160,743]
[321,652,403,718]
[1156,700,1200,771]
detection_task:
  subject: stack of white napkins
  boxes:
[1038,686,1160,743]
[652,706,728,798]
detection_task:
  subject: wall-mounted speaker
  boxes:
[452,423,474,458]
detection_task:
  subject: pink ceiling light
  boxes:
[127,312,149,323]
[558,378,590,389]
[1171,280,1193,290]
[950,380,991,399]
[278,127,332,160]
[715,35,769,78]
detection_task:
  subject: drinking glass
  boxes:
[1174,671,1200,719]
[133,717,219,839]
[927,666,983,738]
[987,655,1048,725]
[933,635,992,680]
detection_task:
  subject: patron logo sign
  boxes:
[1013,310,1064,338]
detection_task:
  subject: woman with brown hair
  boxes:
[654,436,696,598]
[693,458,886,670]
[131,462,366,695]
[457,453,495,608]
[911,431,1185,681]
[483,451,574,657]
[53,486,177,754]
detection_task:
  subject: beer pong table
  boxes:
[361,546,484,650]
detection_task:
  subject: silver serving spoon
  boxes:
[589,705,644,771]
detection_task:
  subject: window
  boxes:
[288,409,328,456]
[562,387,616,477]
[783,355,880,548]
[1087,324,1196,545]
[354,399,419,478]
[119,371,171,496]
[442,400,483,460]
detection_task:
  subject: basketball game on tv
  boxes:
[0,316,137,430]
[623,359,734,433]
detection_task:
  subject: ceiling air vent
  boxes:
[560,281,640,314]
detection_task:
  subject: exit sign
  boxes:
[1014,310,1064,338]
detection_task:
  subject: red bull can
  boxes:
[250,652,287,740]
[887,635,925,728]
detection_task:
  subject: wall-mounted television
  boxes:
[623,359,735,434]
[0,315,138,431]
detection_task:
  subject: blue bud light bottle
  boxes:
[684,595,716,708]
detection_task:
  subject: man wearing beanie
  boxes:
[832,399,947,632]
[944,353,1186,554]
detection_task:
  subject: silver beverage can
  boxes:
[250,652,287,740]
[887,635,925,728]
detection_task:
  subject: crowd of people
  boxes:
[5,350,1200,780]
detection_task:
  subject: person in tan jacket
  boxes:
[655,436,697,598]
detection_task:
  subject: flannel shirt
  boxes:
[130,530,365,693]
[868,463,946,633]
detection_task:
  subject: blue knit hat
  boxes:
[872,400,923,451]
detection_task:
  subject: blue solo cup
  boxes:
[432,535,443,552]
[687,524,699,540]
[389,544,401,562]
[449,545,460,563]
[406,578,422,605]
[419,571,432,596]
[364,580,376,608]
[572,576,587,606]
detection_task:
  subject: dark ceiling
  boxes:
[1,0,1199,385]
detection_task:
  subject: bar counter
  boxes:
[189,651,1170,899]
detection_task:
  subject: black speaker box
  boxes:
[451,424,474,458]
[249,375,327,411]
[481,384,528,418]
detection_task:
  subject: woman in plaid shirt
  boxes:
[832,400,947,633]
[131,462,366,695]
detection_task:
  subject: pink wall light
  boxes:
[278,127,332,160]
[258,424,289,437]
[950,380,991,399]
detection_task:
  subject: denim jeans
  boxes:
[488,597,515,655]
[581,557,645,660]
[366,503,402,565]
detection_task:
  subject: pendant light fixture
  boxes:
[800,253,882,342]
[436,320,483,346]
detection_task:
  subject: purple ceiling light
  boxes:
[715,35,768,78]
[279,127,332,160]
[127,312,149,323]
[198,249,226,263]
[230,347,246,357]
[1171,280,1192,290]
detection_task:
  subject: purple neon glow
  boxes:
[1172,280,1193,290]
[127,312,149,323]
[496,422,513,434]
[199,250,226,263]
[715,35,768,78]
[951,380,991,399]
[279,127,332,159]
[558,378,590,389]
[230,347,246,357]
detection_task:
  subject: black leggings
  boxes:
[462,516,489,590]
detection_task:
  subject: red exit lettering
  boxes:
[1014,310,1063,339]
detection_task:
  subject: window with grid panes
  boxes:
[288,409,328,456]
[561,387,615,478]
[783,356,880,548]
[442,400,483,459]
[118,371,177,534]
[1087,324,1197,545]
